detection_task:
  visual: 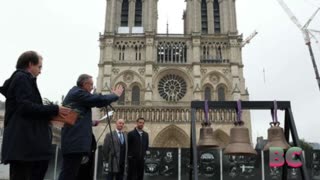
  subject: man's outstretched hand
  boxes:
[111,84,124,97]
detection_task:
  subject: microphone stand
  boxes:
[98,105,119,176]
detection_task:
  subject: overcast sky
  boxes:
[0,0,320,143]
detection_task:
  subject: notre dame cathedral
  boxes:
[93,0,252,148]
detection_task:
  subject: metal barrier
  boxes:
[36,146,320,180]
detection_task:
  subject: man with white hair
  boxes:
[103,119,128,180]
[58,74,123,180]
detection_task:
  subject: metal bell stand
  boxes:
[190,101,310,180]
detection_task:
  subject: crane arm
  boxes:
[309,29,320,34]
[276,0,303,29]
[241,30,258,47]
[303,8,320,29]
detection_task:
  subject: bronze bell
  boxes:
[263,126,291,151]
[224,126,257,155]
[198,124,219,148]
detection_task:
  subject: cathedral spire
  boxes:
[166,19,169,35]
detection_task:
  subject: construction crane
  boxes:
[276,0,320,91]
[241,30,258,47]
[276,0,320,43]
[278,0,320,89]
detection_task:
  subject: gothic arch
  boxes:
[128,81,143,90]
[202,83,214,89]
[202,83,214,100]
[113,70,145,87]
[153,125,189,148]
[201,70,232,89]
[216,83,229,101]
[129,82,143,105]
[216,83,228,90]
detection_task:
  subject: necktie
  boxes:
[119,132,124,144]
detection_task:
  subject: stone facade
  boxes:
[94,0,252,148]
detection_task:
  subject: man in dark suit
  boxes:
[0,51,70,180]
[103,119,128,180]
[58,74,123,180]
[127,117,149,180]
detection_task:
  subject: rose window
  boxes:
[158,74,187,101]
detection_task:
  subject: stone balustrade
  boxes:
[103,106,236,123]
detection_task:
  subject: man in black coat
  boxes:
[127,117,149,180]
[58,74,123,180]
[0,51,69,180]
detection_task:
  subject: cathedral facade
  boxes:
[94,0,251,148]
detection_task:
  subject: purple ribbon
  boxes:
[204,100,209,123]
[271,100,278,123]
[236,100,242,124]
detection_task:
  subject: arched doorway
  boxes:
[153,125,189,148]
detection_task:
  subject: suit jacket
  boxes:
[61,86,118,155]
[103,130,128,174]
[0,70,59,163]
[127,128,149,160]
